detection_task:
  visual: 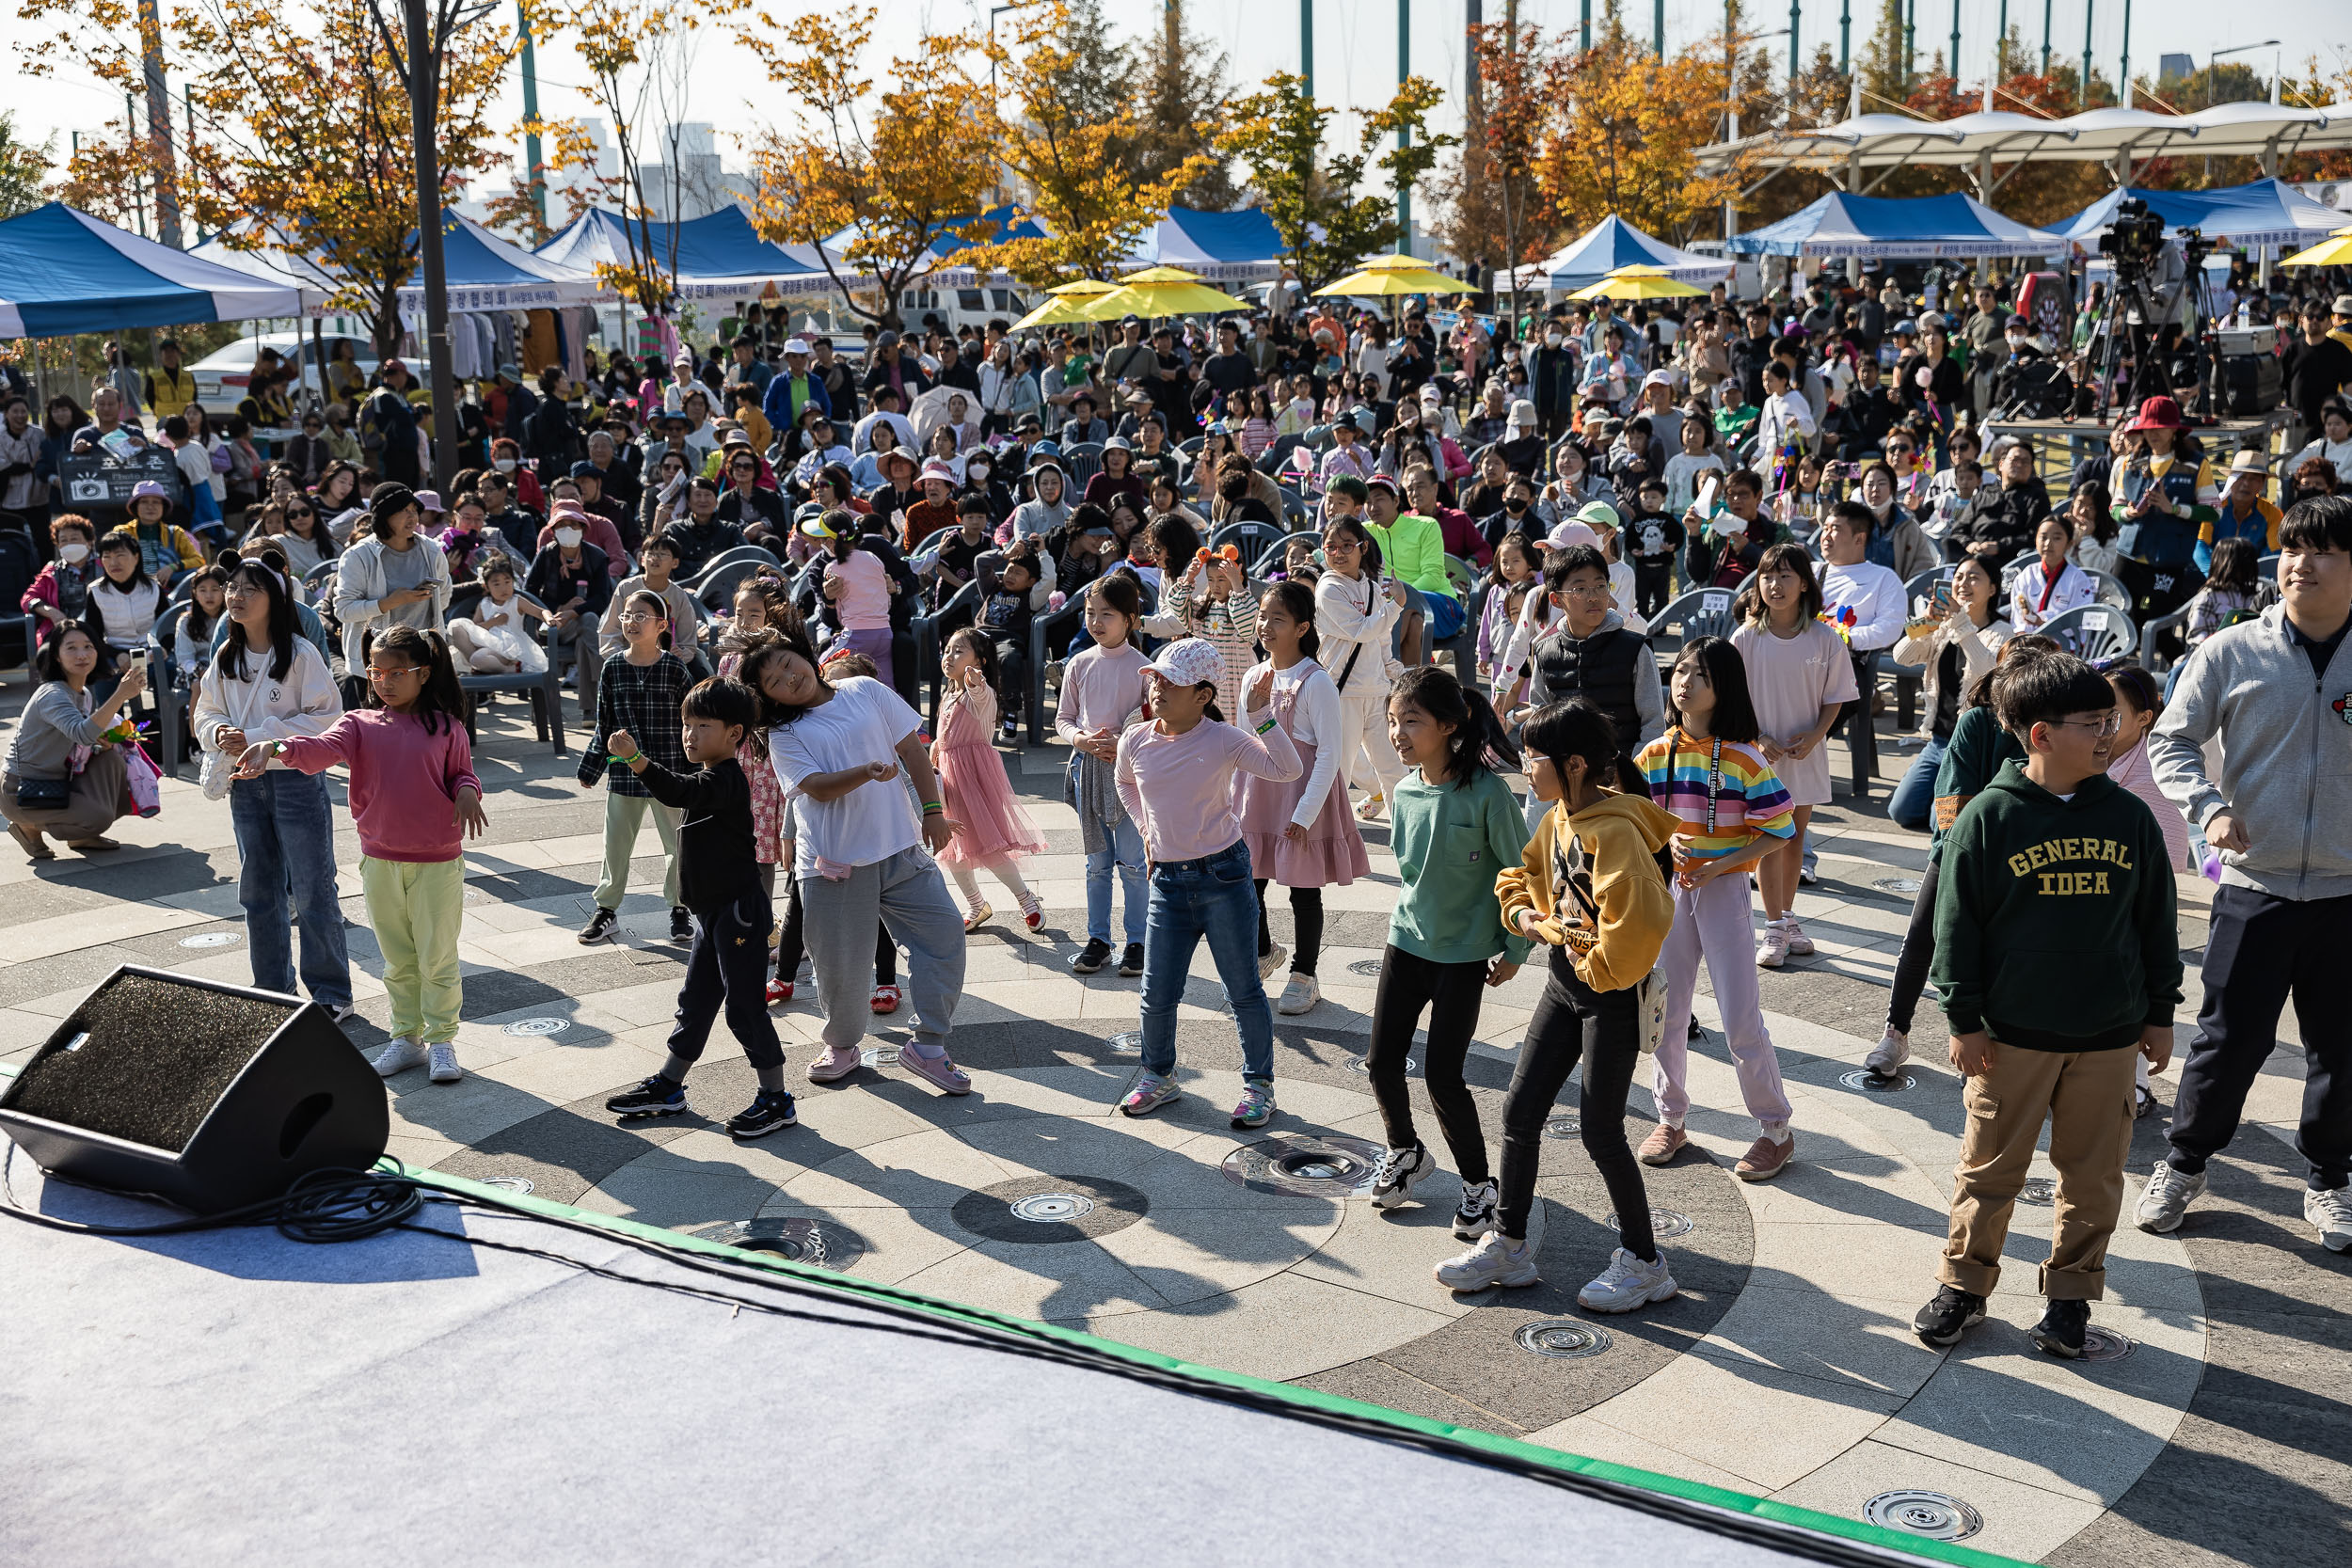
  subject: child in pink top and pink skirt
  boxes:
[933,627,1047,930]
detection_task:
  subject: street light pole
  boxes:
[402,0,459,494]
[1396,0,1412,245]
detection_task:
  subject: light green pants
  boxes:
[360,855,466,1044]
[594,791,681,911]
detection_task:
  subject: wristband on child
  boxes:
[921,800,946,816]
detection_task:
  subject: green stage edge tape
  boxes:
[389,1158,2030,1568]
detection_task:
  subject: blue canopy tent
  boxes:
[396,214,604,310]
[1727,191,2060,259]
[1121,207,1287,281]
[1,202,306,338]
[2051,179,2347,253]
[1502,215,1732,291]
[540,205,838,302]
[816,205,1046,288]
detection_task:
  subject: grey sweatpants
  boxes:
[799,847,966,1053]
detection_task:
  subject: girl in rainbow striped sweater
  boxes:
[1632,636,1802,1183]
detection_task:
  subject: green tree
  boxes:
[0,109,51,219]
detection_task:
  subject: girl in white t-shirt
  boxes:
[747,623,971,1097]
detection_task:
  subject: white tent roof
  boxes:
[1700,101,2352,176]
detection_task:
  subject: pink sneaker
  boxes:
[898,1046,971,1096]
[806,1045,863,1083]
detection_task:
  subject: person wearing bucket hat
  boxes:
[899,459,961,552]
[1112,640,1299,1128]
[2113,394,2219,600]
[122,478,204,587]
[2199,447,2282,572]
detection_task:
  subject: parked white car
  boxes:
[188,333,431,415]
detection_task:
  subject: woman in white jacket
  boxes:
[334,483,452,666]
[1312,515,1406,817]
[194,560,353,1016]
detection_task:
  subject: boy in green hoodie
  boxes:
[1916,652,2182,1358]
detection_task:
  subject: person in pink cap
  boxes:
[899,458,961,552]
[536,497,628,578]
[1113,637,1300,1129]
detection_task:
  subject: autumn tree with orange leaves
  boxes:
[738,6,999,329]
[15,0,519,354]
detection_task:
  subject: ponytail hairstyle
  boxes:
[1259,578,1319,660]
[1085,571,1144,641]
[624,587,674,650]
[214,559,298,683]
[1390,664,1521,788]
[1669,635,1760,745]
[181,564,230,643]
[1962,630,2058,710]
[752,573,805,639]
[361,625,466,735]
[946,625,1003,691]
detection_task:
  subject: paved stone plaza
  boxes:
[2,689,2344,1566]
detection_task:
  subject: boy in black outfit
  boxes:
[600,677,799,1137]
[1917,652,2180,1357]
[1622,474,1684,618]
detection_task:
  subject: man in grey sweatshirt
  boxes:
[2141,493,2352,1254]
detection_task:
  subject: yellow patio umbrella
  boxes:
[1314,262,1476,297]
[1077,264,1249,320]
[1567,264,1708,301]
[1011,277,1120,330]
[2280,226,2352,268]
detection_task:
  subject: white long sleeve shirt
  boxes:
[190,637,343,758]
[1312,569,1402,700]
[1816,559,1908,652]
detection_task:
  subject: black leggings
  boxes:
[1366,944,1491,1184]
[1499,948,1655,1259]
[1253,880,1325,978]
[1885,859,1941,1036]
[770,866,897,986]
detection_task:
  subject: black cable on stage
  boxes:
[4,1152,1925,1568]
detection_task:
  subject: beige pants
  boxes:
[1941,1043,2137,1301]
[2,751,128,847]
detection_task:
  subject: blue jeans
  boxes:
[230,769,354,1007]
[1887,736,1947,833]
[1139,839,1274,1083]
[1086,814,1148,945]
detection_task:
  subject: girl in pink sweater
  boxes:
[244,626,486,1085]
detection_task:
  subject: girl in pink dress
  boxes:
[933,626,1048,931]
[1235,580,1371,1014]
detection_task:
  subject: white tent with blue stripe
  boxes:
[0,202,307,338]
[1122,207,1288,281]
[1502,215,1733,292]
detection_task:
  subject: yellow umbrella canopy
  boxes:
[1315,266,1476,297]
[2280,226,2352,268]
[1567,264,1707,301]
[1012,277,1122,330]
[1079,265,1250,320]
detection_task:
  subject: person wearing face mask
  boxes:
[525,510,615,716]
[1531,318,1581,439]
[1854,460,1939,578]
[22,515,103,645]
[960,449,1011,526]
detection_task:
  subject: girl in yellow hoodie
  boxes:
[1434,698,1683,1312]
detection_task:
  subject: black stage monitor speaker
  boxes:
[0,966,389,1213]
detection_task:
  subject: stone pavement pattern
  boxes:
[1,690,2344,1566]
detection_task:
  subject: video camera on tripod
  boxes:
[2096,197,2169,271]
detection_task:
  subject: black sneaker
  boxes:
[2031,1297,2090,1359]
[670,907,695,943]
[1072,938,1114,975]
[1119,942,1145,977]
[725,1089,799,1138]
[1452,1178,1500,1240]
[606,1074,686,1117]
[1913,1284,1987,1347]
[1369,1144,1432,1211]
[579,906,619,944]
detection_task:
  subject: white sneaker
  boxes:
[372,1037,428,1077]
[427,1042,464,1084]
[2134,1161,2205,1234]
[1434,1231,1540,1291]
[1865,1027,1911,1078]
[1276,973,1320,1015]
[1756,925,1788,969]
[1369,1144,1433,1210]
[1778,917,1815,957]
[2305,1186,2352,1253]
[1577,1246,1680,1313]
[1257,942,1288,980]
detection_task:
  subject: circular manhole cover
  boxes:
[952,1176,1148,1243]
[1870,877,1924,896]
[481,1176,535,1196]
[1104,1031,1143,1054]
[2081,1326,2136,1362]
[1223,1132,1388,1197]
[503,1017,570,1037]
[1545,1115,1581,1140]
[1839,1069,1916,1093]
[1516,1319,1613,1359]
[1346,1053,1415,1076]
[2018,1178,2057,1206]
[1346,958,1387,980]
[179,931,242,949]
[1604,1208,1694,1240]
[692,1218,866,1275]
[1863,1491,1982,1542]
[860,1044,901,1069]
[1009,1191,1095,1224]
